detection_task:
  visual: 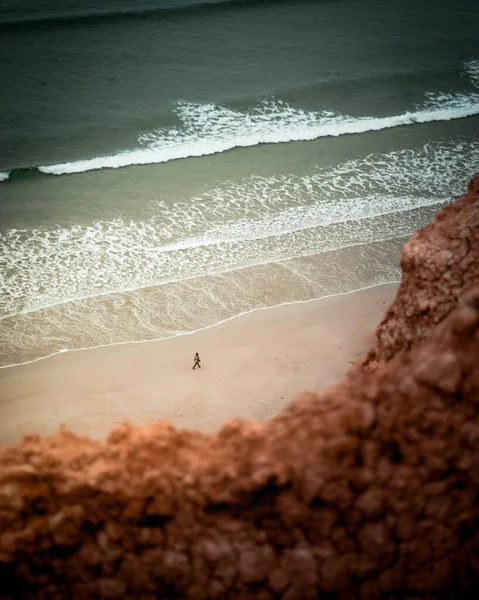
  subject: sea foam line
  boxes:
[0,281,400,370]
[465,59,479,87]
[37,93,479,176]
[0,220,434,321]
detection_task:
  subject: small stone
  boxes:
[269,569,289,593]
[357,521,394,557]
[450,304,478,334]
[413,352,462,394]
[320,555,348,585]
[355,488,384,516]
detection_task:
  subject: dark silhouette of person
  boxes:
[193,352,201,369]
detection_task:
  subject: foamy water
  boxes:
[465,59,479,87]
[1,140,476,319]
[0,239,405,368]
[37,89,479,176]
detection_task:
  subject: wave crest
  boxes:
[37,91,479,177]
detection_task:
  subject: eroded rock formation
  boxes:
[1,289,479,599]
[363,175,479,371]
[1,178,479,599]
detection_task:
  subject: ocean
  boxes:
[0,0,478,367]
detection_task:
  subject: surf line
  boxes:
[32,96,479,177]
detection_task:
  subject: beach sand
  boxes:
[0,283,398,445]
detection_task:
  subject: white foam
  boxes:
[465,58,479,88]
[0,280,400,370]
[0,171,10,182]
[2,139,477,319]
[38,89,479,176]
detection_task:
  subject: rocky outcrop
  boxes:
[1,287,479,598]
[363,175,479,371]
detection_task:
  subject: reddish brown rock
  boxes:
[363,175,479,370]
[0,286,478,598]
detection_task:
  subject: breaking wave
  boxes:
[37,92,479,177]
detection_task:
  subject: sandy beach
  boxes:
[0,283,398,445]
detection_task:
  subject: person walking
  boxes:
[192,352,201,369]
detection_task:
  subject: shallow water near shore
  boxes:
[0,283,399,442]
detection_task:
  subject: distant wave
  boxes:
[0,58,475,181]
[36,91,479,177]
[0,0,296,28]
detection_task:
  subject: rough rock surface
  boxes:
[1,289,479,598]
[363,175,479,371]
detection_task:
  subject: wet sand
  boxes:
[0,283,398,444]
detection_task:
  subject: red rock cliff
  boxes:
[363,175,479,371]
[0,178,478,599]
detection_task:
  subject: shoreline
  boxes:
[0,283,398,444]
[0,280,399,371]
